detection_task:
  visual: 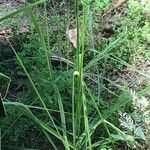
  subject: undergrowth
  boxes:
[0,0,150,149]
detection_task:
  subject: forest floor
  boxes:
[0,0,150,149]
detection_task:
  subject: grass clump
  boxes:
[0,0,150,149]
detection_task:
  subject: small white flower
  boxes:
[140,96,149,110]
[131,90,149,111]
[119,112,135,132]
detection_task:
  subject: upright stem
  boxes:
[75,0,80,68]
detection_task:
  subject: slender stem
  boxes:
[75,0,80,68]
[28,6,53,79]
[72,71,79,147]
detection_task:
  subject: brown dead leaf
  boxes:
[108,0,126,13]
[67,28,77,48]
[113,0,126,8]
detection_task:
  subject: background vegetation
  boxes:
[0,0,150,149]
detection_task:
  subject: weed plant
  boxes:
[0,0,150,149]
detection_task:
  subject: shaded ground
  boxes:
[0,0,150,149]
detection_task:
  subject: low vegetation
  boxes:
[0,0,150,149]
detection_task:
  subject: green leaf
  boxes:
[134,127,146,140]
[111,134,124,141]
[111,133,135,143]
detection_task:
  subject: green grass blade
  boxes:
[82,92,92,150]
[53,84,70,150]
[84,36,122,71]
[0,73,11,99]
[4,101,75,149]
[28,6,53,79]
[109,54,150,79]
[8,41,60,136]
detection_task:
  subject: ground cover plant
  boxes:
[0,0,150,149]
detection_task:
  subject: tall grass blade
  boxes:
[84,36,123,71]
[28,6,53,78]
[0,73,11,99]
[53,84,70,150]
[8,41,60,136]
[4,101,75,149]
